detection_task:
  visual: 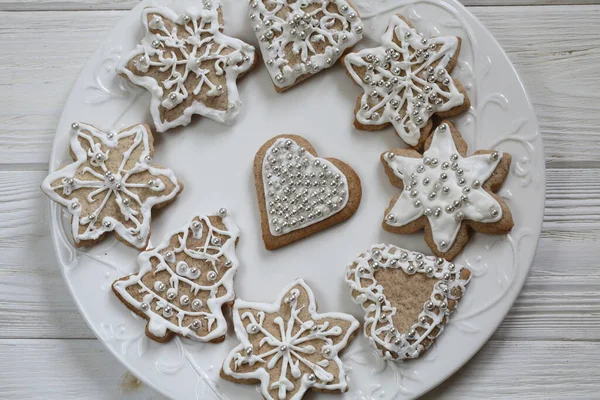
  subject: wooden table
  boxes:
[1,0,599,398]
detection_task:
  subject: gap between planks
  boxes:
[1,0,600,12]
[0,339,598,399]
[0,169,599,341]
[1,6,600,168]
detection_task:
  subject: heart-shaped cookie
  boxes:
[249,0,364,92]
[254,135,362,250]
[345,244,471,360]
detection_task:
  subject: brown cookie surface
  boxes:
[112,210,240,343]
[40,122,183,250]
[249,0,364,92]
[221,278,359,400]
[346,244,471,360]
[380,120,513,260]
[254,135,362,250]
[117,5,256,132]
[343,14,470,149]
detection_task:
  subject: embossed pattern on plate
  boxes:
[48,0,544,399]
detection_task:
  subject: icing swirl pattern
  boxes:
[118,3,256,131]
[41,123,182,249]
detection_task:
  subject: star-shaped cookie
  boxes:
[117,3,256,132]
[343,14,470,148]
[381,121,513,260]
[221,278,359,400]
[249,0,364,92]
[112,210,240,343]
[41,123,183,249]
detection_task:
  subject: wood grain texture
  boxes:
[1,6,600,167]
[0,339,598,399]
[0,339,166,399]
[1,0,600,11]
[0,2,599,399]
[0,169,598,341]
[424,340,600,399]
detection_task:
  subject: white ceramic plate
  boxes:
[48,0,545,399]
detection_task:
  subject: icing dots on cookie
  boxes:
[112,210,240,343]
[263,138,349,236]
[118,3,256,132]
[41,123,183,249]
[255,135,362,250]
[346,244,471,361]
[381,121,513,260]
[249,0,364,92]
[343,14,470,147]
[221,278,359,399]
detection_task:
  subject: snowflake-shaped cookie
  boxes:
[41,123,183,249]
[112,210,239,342]
[117,3,256,132]
[221,278,359,400]
[381,121,513,260]
[249,0,364,92]
[346,244,471,360]
[343,14,470,148]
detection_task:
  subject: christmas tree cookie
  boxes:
[112,210,240,343]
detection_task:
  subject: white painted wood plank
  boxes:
[0,169,598,340]
[0,339,598,399]
[1,6,600,166]
[471,6,600,169]
[0,339,166,399]
[1,0,599,11]
[424,340,600,399]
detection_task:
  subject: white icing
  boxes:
[344,15,465,146]
[222,278,359,400]
[41,123,182,249]
[345,244,471,361]
[112,211,240,342]
[117,3,256,132]
[383,123,503,252]
[261,138,349,236]
[249,0,363,90]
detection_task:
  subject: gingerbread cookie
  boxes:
[346,244,471,360]
[254,135,362,250]
[117,2,256,132]
[221,278,359,400]
[112,209,239,343]
[381,121,513,260]
[343,14,470,148]
[41,123,183,249]
[249,0,364,92]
